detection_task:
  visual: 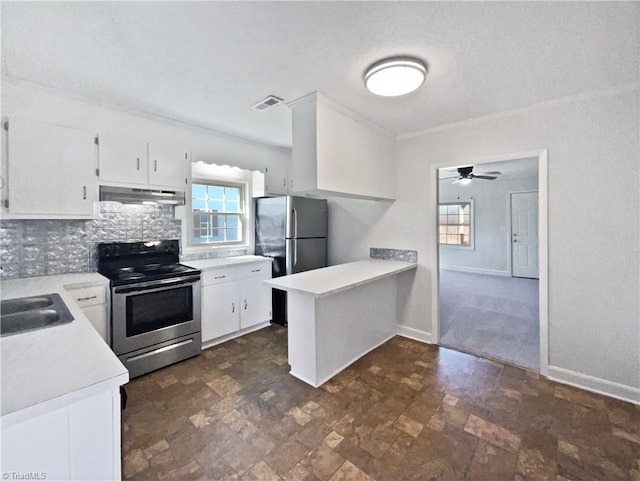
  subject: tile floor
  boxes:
[122,325,640,481]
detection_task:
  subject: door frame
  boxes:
[508,190,539,278]
[431,148,549,376]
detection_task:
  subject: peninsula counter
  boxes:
[265,259,417,387]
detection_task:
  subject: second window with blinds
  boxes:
[439,200,474,248]
[191,181,245,245]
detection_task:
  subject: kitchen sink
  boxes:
[1,295,55,315]
[1,293,74,337]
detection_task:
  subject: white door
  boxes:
[511,192,539,279]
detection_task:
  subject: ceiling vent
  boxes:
[251,95,284,111]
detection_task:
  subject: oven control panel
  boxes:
[98,240,180,258]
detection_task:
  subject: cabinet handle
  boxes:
[214,275,226,279]
[251,269,261,272]
[232,302,235,313]
[244,299,247,310]
[283,177,286,187]
[82,186,87,200]
[77,295,98,301]
[154,160,158,172]
[290,178,293,189]
[136,158,140,170]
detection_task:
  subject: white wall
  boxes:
[327,88,640,402]
[439,158,538,275]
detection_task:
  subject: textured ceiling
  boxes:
[2,2,638,148]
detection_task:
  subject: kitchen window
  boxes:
[191,181,245,245]
[439,201,474,248]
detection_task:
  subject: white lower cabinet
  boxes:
[199,260,272,345]
[239,275,271,330]
[1,388,121,480]
[202,282,239,341]
[65,284,109,342]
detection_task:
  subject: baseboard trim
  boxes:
[201,321,270,350]
[440,266,511,277]
[548,366,640,405]
[397,325,433,344]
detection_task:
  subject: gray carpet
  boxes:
[439,269,539,371]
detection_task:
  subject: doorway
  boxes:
[433,151,548,374]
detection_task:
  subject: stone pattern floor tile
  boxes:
[122,325,640,481]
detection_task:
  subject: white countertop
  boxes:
[264,259,417,298]
[183,255,272,270]
[1,273,129,426]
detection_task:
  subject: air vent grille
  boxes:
[251,95,284,111]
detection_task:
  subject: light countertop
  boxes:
[183,255,272,270]
[1,273,129,426]
[264,259,417,298]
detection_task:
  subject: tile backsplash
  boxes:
[0,202,181,279]
[181,248,250,262]
[370,247,418,263]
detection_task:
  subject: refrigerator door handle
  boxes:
[292,239,297,268]
[292,208,298,238]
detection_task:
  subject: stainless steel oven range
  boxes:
[98,240,201,378]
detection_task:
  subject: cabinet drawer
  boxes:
[68,286,106,307]
[238,262,272,279]
[202,267,239,286]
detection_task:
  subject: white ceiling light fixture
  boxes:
[364,57,427,97]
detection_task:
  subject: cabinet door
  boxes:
[81,304,108,342]
[148,140,190,188]
[98,133,148,185]
[264,163,290,195]
[8,118,98,216]
[239,275,271,329]
[201,282,239,342]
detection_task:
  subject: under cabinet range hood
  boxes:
[99,186,185,205]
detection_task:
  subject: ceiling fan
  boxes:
[440,166,502,185]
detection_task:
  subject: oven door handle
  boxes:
[114,275,201,294]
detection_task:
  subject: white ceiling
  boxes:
[2,2,638,148]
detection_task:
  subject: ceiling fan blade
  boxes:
[477,171,502,175]
[439,176,459,181]
[472,175,497,180]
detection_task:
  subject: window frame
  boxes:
[188,179,247,247]
[438,199,475,250]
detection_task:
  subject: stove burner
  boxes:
[97,240,199,286]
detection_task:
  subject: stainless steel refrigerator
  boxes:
[255,196,328,326]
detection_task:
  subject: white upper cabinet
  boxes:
[252,163,292,197]
[98,133,148,185]
[148,139,190,189]
[7,118,98,217]
[289,92,396,200]
[264,162,292,195]
[99,133,190,189]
